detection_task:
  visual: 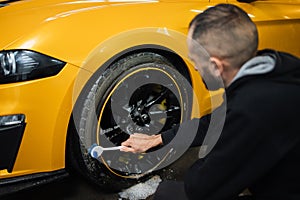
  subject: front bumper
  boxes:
[0,114,26,173]
[0,62,81,179]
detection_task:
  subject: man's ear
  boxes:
[210,57,223,77]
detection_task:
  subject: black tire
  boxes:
[66,52,192,192]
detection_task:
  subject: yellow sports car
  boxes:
[0,0,299,195]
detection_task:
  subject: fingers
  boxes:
[121,139,131,147]
[120,133,158,153]
[121,133,149,147]
[121,136,139,153]
[120,146,136,153]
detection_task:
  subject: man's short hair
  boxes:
[189,4,258,68]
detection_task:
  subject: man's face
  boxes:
[187,29,224,90]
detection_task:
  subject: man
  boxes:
[121,4,300,200]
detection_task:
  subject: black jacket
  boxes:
[165,50,300,200]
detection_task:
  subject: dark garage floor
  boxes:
[1,147,200,200]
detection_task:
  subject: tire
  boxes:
[66,52,192,192]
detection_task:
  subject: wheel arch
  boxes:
[66,43,194,150]
[107,44,193,84]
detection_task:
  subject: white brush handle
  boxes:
[102,146,124,151]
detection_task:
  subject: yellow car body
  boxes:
[0,0,299,194]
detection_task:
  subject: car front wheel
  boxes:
[67,52,192,191]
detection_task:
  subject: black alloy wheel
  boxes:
[67,52,193,191]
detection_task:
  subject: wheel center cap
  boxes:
[130,106,150,126]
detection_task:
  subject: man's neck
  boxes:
[223,68,239,87]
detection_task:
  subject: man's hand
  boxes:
[121,133,163,153]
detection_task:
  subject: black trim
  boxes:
[0,122,26,172]
[0,169,69,197]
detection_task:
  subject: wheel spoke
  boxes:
[149,106,180,115]
[144,89,168,108]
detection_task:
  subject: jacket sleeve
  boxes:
[184,96,296,200]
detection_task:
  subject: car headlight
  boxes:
[0,50,66,84]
